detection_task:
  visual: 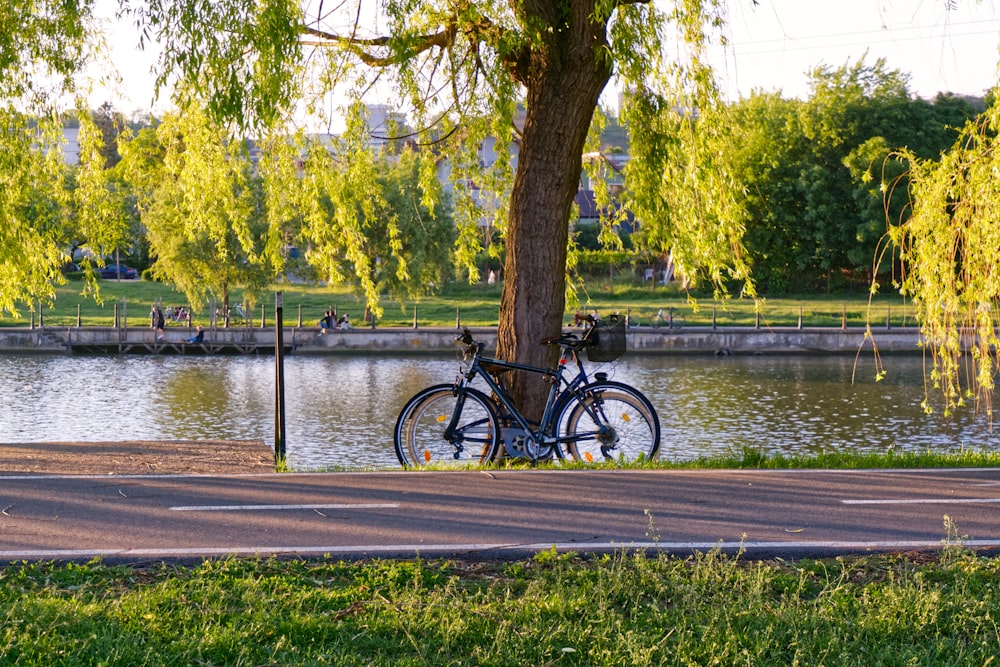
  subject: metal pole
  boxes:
[274,292,286,469]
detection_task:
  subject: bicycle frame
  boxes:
[444,338,598,456]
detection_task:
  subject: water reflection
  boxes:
[0,353,995,470]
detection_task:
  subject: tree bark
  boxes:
[497,1,613,419]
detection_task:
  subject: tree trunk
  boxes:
[497,2,613,419]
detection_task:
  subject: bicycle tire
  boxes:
[556,381,661,463]
[393,384,502,467]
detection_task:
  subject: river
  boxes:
[0,353,994,470]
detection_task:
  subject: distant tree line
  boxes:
[42,55,985,324]
[572,56,985,295]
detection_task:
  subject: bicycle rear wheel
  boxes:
[394,384,502,467]
[558,381,660,463]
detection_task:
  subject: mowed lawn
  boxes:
[7,275,910,330]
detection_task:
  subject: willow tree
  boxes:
[885,100,1000,421]
[0,0,96,314]
[118,103,275,314]
[125,0,750,411]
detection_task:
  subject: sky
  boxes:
[90,0,1000,116]
[712,0,1000,100]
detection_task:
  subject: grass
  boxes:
[670,445,1000,470]
[3,547,1000,666]
[8,275,913,329]
[371,447,1000,474]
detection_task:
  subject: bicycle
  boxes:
[393,315,661,467]
[651,307,683,329]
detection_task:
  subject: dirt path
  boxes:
[0,440,275,476]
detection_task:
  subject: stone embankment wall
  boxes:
[0,325,923,355]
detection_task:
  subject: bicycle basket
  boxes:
[586,314,626,362]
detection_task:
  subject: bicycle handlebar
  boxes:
[457,327,592,354]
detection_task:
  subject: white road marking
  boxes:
[843,498,1000,505]
[169,503,399,511]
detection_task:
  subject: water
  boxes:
[0,353,995,470]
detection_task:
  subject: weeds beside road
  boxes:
[2,547,999,666]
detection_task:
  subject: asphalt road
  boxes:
[3,468,1000,562]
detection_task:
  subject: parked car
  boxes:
[98,264,138,280]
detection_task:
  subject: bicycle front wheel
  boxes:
[394,384,502,467]
[558,381,661,463]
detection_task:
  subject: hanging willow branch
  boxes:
[886,105,1000,421]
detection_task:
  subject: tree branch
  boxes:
[300,24,456,67]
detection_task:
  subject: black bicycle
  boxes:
[393,315,661,467]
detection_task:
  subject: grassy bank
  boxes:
[669,446,1000,470]
[354,448,1000,475]
[7,278,911,329]
[3,547,999,666]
